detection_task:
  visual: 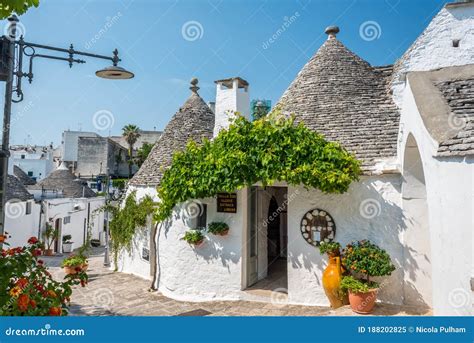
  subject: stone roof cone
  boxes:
[28,162,96,198]
[277,26,399,173]
[130,78,215,186]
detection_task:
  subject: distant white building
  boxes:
[61,130,100,172]
[9,145,55,181]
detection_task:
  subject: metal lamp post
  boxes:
[0,15,134,261]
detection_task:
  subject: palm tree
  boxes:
[122,124,141,178]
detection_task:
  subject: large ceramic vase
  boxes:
[322,255,344,308]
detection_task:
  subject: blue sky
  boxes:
[2,0,447,146]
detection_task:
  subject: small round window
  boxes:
[300,208,336,247]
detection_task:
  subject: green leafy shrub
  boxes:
[207,222,229,235]
[340,276,378,294]
[155,110,360,222]
[342,240,395,283]
[61,255,87,268]
[182,230,204,245]
[318,241,341,256]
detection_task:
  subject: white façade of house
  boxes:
[116,2,473,316]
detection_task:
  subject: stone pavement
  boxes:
[44,249,430,317]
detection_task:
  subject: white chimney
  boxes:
[213,77,250,137]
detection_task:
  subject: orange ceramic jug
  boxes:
[322,256,344,308]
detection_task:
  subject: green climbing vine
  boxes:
[105,191,155,269]
[155,109,361,222]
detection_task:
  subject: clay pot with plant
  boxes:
[181,229,205,247]
[42,224,59,256]
[319,241,346,308]
[61,254,88,275]
[340,240,395,314]
[207,222,229,236]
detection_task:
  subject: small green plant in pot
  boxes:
[61,254,88,275]
[62,235,73,253]
[318,241,341,257]
[207,222,230,236]
[341,240,395,314]
[182,229,205,246]
[42,224,59,256]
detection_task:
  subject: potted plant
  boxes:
[318,241,345,308]
[42,224,59,256]
[207,222,230,236]
[341,240,395,314]
[62,235,73,253]
[61,254,88,275]
[182,229,205,246]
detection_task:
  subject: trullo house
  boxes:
[118,1,473,316]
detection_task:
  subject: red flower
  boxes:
[37,259,44,265]
[29,300,36,308]
[32,249,42,257]
[16,278,28,289]
[49,307,62,316]
[17,294,29,312]
[27,237,38,244]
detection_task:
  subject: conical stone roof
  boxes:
[278,29,399,173]
[13,165,36,185]
[130,79,215,186]
[6,175,33,202]
[28,163,96,198]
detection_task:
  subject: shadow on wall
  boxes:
[287,178,430,309]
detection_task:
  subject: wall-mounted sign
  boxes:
[300,208,336,247]
[217,193,237,213]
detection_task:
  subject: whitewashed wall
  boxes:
[392,4,474,107]
[118,186,245,301]
[43,197,105,252]
[287,177,404,306]
[5,200,41,247]
[399,82,473,316]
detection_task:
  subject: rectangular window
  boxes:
[27,171,33,177]
[21,155,25,159]
[63,216,71,224]
[25,202,32,215]
[196,204,207,229]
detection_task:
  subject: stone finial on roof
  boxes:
[325,26,340,39]
[190,77,200,94]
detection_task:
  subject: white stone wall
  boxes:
[392,4,474,107]
[287,177,404,306]
[5,200,41,247]
[118,185,246,301]
[399,81,473,315]
[43,197,105,251]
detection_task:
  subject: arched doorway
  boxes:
[402,134,432,308]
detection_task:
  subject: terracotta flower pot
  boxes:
[348,289,378,314]
[44,249,54,256]
[192,239,204,247]
[322,256,344,308]
[63,263,88,275]
[216,228,229,236]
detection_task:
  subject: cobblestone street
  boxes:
[45,249,430,317]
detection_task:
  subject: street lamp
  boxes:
[0,15,134,259]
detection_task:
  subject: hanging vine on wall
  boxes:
[155,108,361,222]
[102,191,155,269]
